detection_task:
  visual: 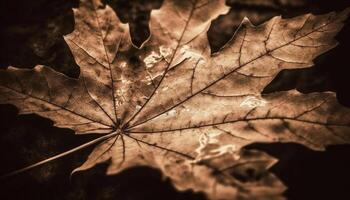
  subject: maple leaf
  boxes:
[1,0,350,199]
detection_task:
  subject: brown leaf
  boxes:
[1,0,350,199]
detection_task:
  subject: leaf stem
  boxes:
[1,131,119,179]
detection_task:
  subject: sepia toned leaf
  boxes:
[1,0,350,199]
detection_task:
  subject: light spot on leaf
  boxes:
[180,45,204,62]
[159,46,172,60]
[144,51,162,68]
[162,86,169,91]
[167,109,177,116]
[135,105,142,110]
[193,132,239,163]
[120,61,127,68]
[240,96,267,108]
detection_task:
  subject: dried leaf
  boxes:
[1,0,350,199]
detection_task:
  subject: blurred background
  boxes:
[1,0,350,199]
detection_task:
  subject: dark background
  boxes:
[1,0,350,199]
